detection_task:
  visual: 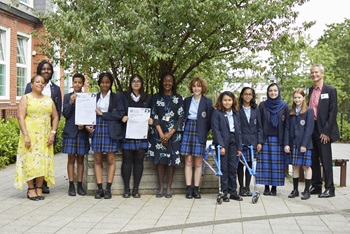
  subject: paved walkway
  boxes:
[0,143,350,233]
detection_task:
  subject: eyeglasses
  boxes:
[132,80,141,84]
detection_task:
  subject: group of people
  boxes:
[15,61,339,203]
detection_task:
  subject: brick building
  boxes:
[0,0,64,120]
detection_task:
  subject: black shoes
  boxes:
[229,193,243,201]
[104,189,112,199]
[264,190,277,196]
[42,181,50,194]
[68,185,76,196]
[245,187,252,196]
[27,188,39,201]
[36,187,45,200]
[318,189,335,198]
[192,189,201,199]
[185,188,193,199]
[288,190,299,198]
[132,188,141,198]
[68,184,86,196]
[222,195,230,202]
[77,186,86,196]
[123,188,140,198]
[309,186,322,195]
[301,191,311,200]
[94,189,104,199]
[185,187,201,199]
[263,190,270,195]
[239,187,247,196]
[123,189,131,198]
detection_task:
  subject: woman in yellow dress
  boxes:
[15,75,59,201]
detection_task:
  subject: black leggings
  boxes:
[237,161,252,188]
[121,149,145,190]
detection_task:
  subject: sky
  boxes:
[295,0,350,41]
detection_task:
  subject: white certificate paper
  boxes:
[75,93,97,125]
[125,107,151,139]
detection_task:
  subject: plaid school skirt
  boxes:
[241,146,256,162]
[91,115,118,153]
[62,136,90,155]
[256,136,285,186]
[180,120,205,157]
[286,146,312,166]
[121,139,148,150]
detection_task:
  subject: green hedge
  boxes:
[0,118,19,168]
[0,117,65,169]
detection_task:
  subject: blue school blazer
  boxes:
[183,96,213,144]
[238,107,263,148]
[259,101,289,146]
[62,92,89,139]
[211,109,242,155]
[93,92,125,140]
[285,108,314,149]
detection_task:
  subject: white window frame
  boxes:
[0,26,10,100]
[16,32,32,99]
[19,0,34,8]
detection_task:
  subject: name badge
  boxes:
[162,115,170,122]
[321,93,329,99]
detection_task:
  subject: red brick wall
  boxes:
[0,9,64,119]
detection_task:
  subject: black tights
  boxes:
[237,161,252,188]
[121,149,145,190]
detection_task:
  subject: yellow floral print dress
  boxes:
[14,94,55,190]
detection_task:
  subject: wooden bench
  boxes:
[332,159,349,187]
[297,159,349,187]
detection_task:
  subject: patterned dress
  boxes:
[148,93,184,166]
[15,94,55,190]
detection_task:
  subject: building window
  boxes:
[19,0,33,8]
[0,27,9,98]
[17,35,31,97]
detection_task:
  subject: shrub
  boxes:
[0,117,20,168]
[0,116,65,168]
[54,117,65,154]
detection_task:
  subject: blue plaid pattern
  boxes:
[92,115,118,153]
[180,120,205,157]
[62,136,90,155]
[286,147,312,166]
[241,147,256,162]
[256,136,285,186]
[121,139,148,150]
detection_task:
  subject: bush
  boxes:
[0,117,20,168]
[0,116,65,168]
[54,117,65,154]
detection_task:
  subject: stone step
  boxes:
[77,151,222,196]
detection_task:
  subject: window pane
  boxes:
[17,67,26,96]
[17,38,26,64]
[0,64,5,96]
[0,31,4,61]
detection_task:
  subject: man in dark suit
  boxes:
[308,64,340,198]
[24,60,62,193]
